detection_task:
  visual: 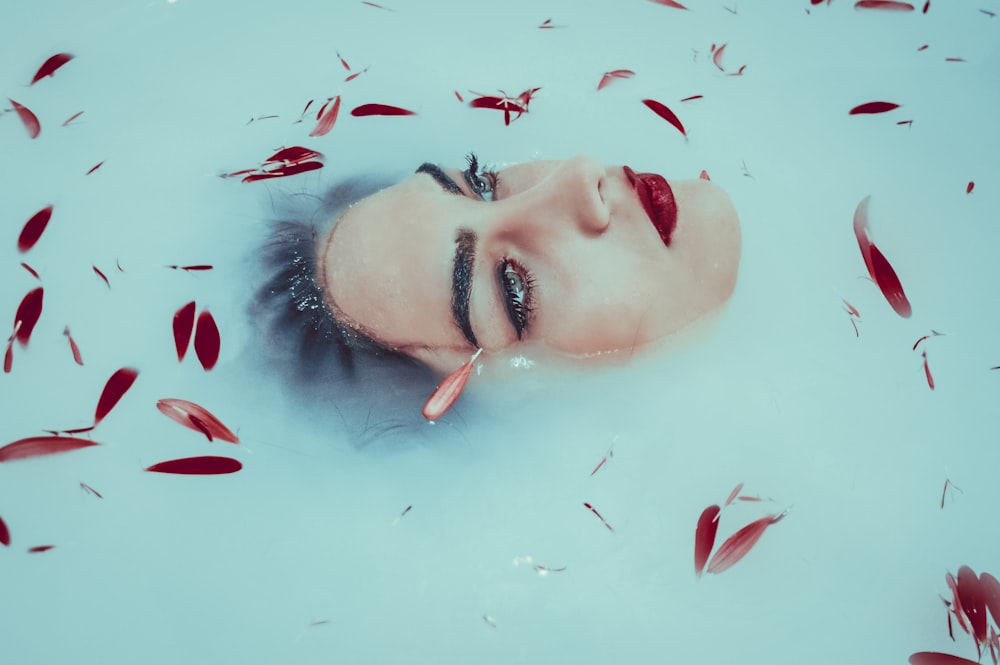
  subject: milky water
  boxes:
[2,1,999,664]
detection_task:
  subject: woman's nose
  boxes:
[545,155,610,235]
[503,156,610,238]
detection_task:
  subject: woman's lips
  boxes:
[623,166,678,247]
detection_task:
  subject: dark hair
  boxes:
[251,177,441,446]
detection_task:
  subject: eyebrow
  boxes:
[452,229,479,349]
[416,163,463,195]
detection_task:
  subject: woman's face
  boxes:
[317,156,741,375]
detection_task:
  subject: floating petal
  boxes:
[706,513,785,574]
[0,436,100,462]
[17,205,53,252]
[694,505,721,576]
[157,398,240,443]
[145,456,242,475]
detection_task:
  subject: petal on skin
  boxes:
[422,350,481,421]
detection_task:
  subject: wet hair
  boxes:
[252,177,439,446]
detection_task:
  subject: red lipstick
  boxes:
[623,166,678,247]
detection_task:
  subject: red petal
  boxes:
[699,170,711,180]
[0,513,9,546]
[145,456,242,475]
[92,265,111,288]
[0,436,100,462]
[641,99,686,137]
[981,573,1000,635]
[265,146,323,165]
[909,653,981,665]
[856,0,915,8]
[694,505,721,576]
[157,398,240,443]
[64,327,84,365]
[350,103,416,116]
[309,95,341,137]
[21,263,40,280]
[14,287,44,346]
[869,243,912,317]
[849,101,901,114]
[967,181,974,194]
[853,196,911,318]
[94,367,139,425]
[31,53,73,84]
[172,301,196,362]
[957,565,988,645]
[712,43,727,71]
[725,483,744,506]
[923,352,935,390]
[853,196,877,281]
[9,99,40,138]
[28,545,55,553]
[597,69,636,90]
[17,205,53,252]
[194,310,221,370]
[3,342,11,373]
[648,0,688,7]
[422,350,480,420]
[241,161,324,182]
[469,96,519,111]
[706,513,785,574]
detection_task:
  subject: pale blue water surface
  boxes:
[2,1,999,664]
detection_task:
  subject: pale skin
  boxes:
[317,155,741,376]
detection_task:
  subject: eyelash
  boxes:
[464,152,499,202]
[465,152,533,338]
[497,257,535,340]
